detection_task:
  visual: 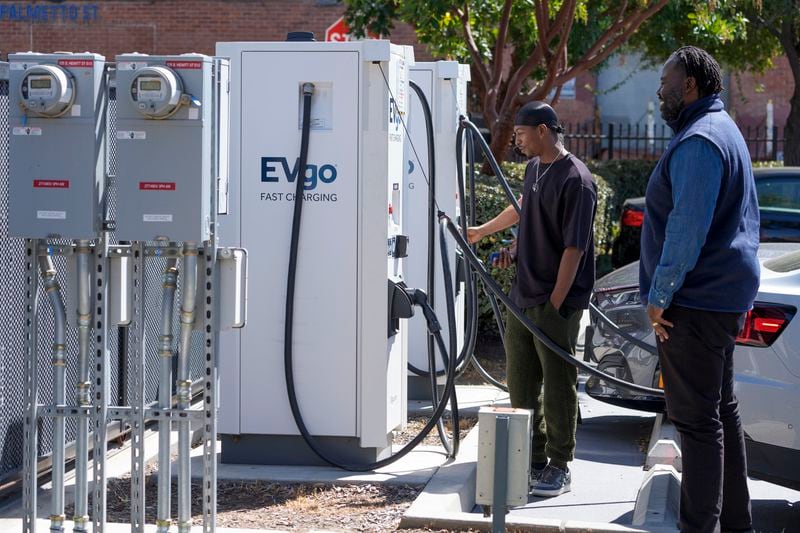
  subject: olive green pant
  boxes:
[504,301,582,470]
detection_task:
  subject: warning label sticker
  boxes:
[166,60,202,70]
[117,131,146,140]
[37,210,66,220]
[139,182,176,191]
[13,127,42,136]
[58,59,94,68]
[34,180,70,189]
[143,214,173,222]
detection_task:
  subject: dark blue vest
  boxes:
[639,95,760,313]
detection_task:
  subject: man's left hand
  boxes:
[647,304,674,343]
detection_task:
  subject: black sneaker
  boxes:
[529,462,548,489]
[531,465,571,497]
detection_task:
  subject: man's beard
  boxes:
[660,90,684,122]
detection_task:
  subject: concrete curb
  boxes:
[633,413,681,532]
[632,465,681,532]
[645,413,682,472]
[401,510,651,532]
[400,425,480,526]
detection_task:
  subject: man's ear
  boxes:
[685,75,697,95]
[538,124,549,138]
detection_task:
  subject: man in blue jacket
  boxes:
[640,46,759,533]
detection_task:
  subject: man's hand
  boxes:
[549,294,564,311]
[491,247,514,268]
[467,226,484,244]
[647,304,674,343]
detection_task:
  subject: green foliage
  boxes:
[630,0,781,73]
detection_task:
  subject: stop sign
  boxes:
[325,16,379,42]
[325,16,351,42]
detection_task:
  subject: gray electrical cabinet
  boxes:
[8,52,107,239]
[114,53,228,243]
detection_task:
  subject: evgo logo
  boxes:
[261,156,337,191]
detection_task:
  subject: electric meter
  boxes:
[114,53,227,242]
[19,64,75,117]
[129,66,184,118]
[8,52,107,239]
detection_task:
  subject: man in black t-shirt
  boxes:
[468,101,596,497]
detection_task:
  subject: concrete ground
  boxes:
[501,390,656,526]
[1,381,798,532]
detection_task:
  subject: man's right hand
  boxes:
[492,247,514,268]
[467,226,484,244]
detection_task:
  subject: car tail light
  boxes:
[621,208,644,228]
[736,303,796,347]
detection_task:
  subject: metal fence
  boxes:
[0,68,206,485]
[507,122,787,163]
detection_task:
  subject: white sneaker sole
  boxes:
[531,483,571,497]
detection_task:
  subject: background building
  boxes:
[0,0,793,159]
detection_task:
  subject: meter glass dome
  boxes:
[19,65,74,117]
[130,66,183,118]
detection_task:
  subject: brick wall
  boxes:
[728,55,795,132]
[4,1,790,144]
[0,0,430,60]
[552,71,596,127]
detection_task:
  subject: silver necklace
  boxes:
[532,152,567,192]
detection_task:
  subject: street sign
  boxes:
[325,16,378,42]
[325,16,350,42]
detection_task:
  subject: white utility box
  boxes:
[476,406,532,508]
[403,61,470,398]
[216,39,414,464]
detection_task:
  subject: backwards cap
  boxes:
[515,101,564,133]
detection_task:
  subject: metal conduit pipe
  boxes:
[73,240,93,532]
[156,257,179,533]
[39,254,67,533]
[177,242,198,533]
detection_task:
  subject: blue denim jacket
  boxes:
[648,136,722,308]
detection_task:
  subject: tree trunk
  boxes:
[480,113,516,175]
[784,80,800,165]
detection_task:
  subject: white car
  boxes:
[586,243,800,490]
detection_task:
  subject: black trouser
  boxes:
[657,305,751,533]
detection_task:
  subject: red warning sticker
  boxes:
[34,180,70,188]
[57,59,94,68]
[139,182,176,191]
[165,60,202,70]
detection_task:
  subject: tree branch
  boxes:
[456,5,490,90]
[501,0,577,114]
[534,0,551,62]
[556,0,668,84]
[503,0,577,108]
[491,0,514,88]
[747,7,786,42]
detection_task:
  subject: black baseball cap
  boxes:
[515,101,563,133]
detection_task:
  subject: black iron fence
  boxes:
[507,122,787,162]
